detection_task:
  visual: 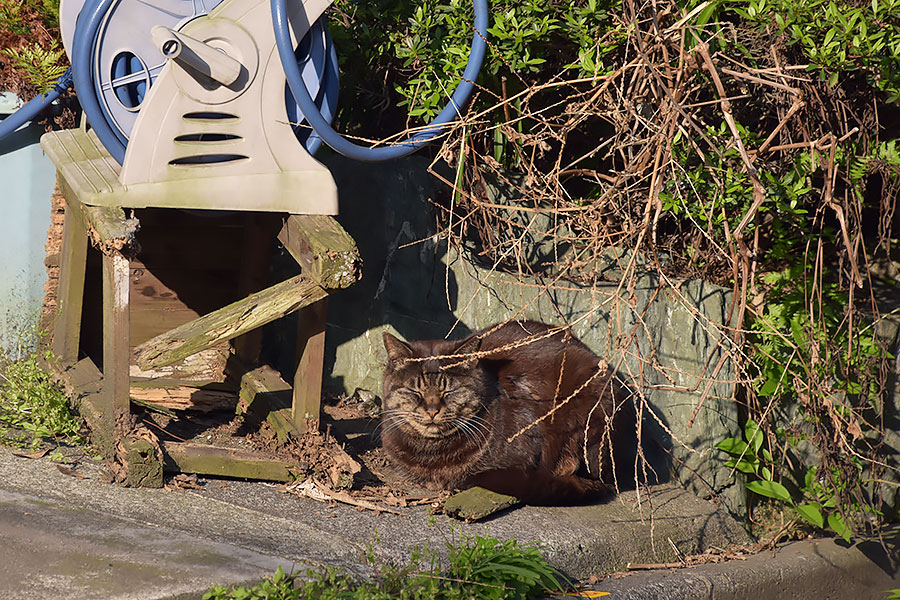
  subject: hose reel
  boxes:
[30,0,487,213]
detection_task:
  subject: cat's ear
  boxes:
[383,332,414,366]
[451,335,482,362]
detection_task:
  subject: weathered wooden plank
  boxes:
[278,214,361,289]
[129,345,232,383]
[129,385,237,413]
[292,298,328,431]
[102,252,132,422]
[161,441,295,481]
[119,435,164,488]
[73,387,116,460]
[133,274,328,369]
[443,487,522,522]
[51,197,89,367]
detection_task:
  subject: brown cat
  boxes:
[380,320,625,505]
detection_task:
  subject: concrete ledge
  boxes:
[594,528,900,599]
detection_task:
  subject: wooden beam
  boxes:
[278,215,361,289]
[161,441,295,481]
[292,298,328,431]
[129,385,238,413]
[133,274,328,369]
[102,251,132,420]
[50,198,89,367]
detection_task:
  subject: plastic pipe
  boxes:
[272,0,489,162]
[0,69,73,143]
[151,26,243,87]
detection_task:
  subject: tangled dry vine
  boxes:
[416,0,899,537]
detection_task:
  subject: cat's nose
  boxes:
[424,406,440,419]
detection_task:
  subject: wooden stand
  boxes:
[47,192,360,486]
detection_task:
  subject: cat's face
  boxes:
[381,333,487,440]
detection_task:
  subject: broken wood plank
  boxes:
[133,274,328,369]
[129,345,232,384]
[238,365,293,413]
[129,386,237,413]
[443,487,521,522]
[278,214,361,289]
[161,441,295,481]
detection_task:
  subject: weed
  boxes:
[203,535,571,600]
[0,346,84,450]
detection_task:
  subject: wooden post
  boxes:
[233,214,276,365]
[102,252,131,422]
[51,201,89,367]
[292,297,328,431]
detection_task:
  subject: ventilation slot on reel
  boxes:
[169,154,249,166]
[182,111,240,122]
[174,133,243,143]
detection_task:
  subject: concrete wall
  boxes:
[0,118,56,359]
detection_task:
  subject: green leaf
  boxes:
[746,480,793,504]
[795,503,824,528]
[725,457,759,474]
[827,513,852,543]
[745,419,763,453]
[759,377,780,397]
[716,438,749,455]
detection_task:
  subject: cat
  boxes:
[380,320,627,505]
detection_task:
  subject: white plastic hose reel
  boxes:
[43,0,486,213]
[47,0,341,213]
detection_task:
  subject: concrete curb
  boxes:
[593,529,899,599]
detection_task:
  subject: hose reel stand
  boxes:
[35,0,488,484]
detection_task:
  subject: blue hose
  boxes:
[0,68,73,143]
[71,0,128,164]
[272,0,489,162]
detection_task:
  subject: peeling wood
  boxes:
[57,177,139,255]
[133,274,328,369]
[129,386,238,413]
[278,215,361,289]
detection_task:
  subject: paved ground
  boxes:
[0,447,896,599]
